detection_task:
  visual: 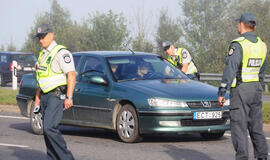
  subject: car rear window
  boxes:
[12,54,37,63]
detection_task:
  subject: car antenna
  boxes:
[124,43,135,55]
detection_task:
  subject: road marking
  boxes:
[225,133,270,140]
[0,143,29,148]
[0,115,28,120]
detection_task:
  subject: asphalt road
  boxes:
[1,106,270,160]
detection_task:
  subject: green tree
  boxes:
[179,0,234,73]
[178,0,270,73]
[0,45,5,51]
[155,10,182,55]
[22,0,79,55]
[131,4,154,53]
[132,35,154,52]
[87,10,130,50]
[7,40,16,51]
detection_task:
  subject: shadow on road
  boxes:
[10,123,229,143]
[7,146,45,160]
[163,145,215,160]
[10,122,33,134]
[60,125,229,143]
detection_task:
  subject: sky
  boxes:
[0,0,180,50]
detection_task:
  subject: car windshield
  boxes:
[13,54,37,63]
[107,55,188,81]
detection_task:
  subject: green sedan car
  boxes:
[16,51,230,143]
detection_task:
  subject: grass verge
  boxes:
[0,87,18,105]
[263,102,270,123]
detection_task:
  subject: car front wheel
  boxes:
[200,131,225,140]
[30,101,43,135]
[116,104,142,143]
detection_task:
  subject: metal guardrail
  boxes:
[200,73,270,82]
[200,73,270,92]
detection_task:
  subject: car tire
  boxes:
[200,131,225,140]
[116,104,142,143]
[30,101,43,135]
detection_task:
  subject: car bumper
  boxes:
[138,110,230,134]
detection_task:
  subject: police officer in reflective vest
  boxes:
[33,24,76,160]
[218,13,268,160]
[162,41,199,80]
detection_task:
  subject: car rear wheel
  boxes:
[30,101,43,135]
[200,131,225,140]
[116,104,142,143]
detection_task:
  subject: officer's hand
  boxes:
[34,99,40,107]
[218,96,225,107]
[64,99,73,110]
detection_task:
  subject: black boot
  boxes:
[257,158,267,160]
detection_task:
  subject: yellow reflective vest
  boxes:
[167,48,198,74]
[230,36,267,87]
[36,45,67,93]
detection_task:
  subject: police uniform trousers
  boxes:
[230,82,268,160]
[41,90,74,160]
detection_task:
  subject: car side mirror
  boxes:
[89,75,108,85]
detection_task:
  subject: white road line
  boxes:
[225,133,270,140]
[0,115,28,120]
[0,143,29,148]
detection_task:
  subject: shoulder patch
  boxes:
[228,46,236,56]
[182,51,187,59]
[63,54,71,63]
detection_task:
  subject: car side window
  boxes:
[80,56,104,82]
[0,55,7,63]
[73,55,81,69]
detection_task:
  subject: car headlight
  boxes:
[224,99,230,106]
[148,98,188,108]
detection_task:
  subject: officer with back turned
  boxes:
[217,12,268,160]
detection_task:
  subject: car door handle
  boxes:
[74,88,80,92]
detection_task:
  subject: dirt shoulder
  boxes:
[0,104,20,113]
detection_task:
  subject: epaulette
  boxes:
[232,37,245,42]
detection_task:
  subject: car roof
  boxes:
[0,51,33,55]
[72,51,157,57]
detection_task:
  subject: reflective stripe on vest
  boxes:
[167,48,198,74]
[36,45,67,93]
[231,36,267,87]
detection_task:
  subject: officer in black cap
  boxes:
[218,12,268,160]
[34,23,75,160]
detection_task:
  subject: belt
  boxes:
[41,85,67,95]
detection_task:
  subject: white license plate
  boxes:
[193,111,222,120]
[23,67,32,71]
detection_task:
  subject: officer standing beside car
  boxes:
[162,41,199,80]
[33,24,76,160]
[217,12,268,160]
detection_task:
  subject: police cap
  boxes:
[236,12,256,26]
[34,24,53,38]
[162,41,172,51]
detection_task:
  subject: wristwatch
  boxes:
[66,96,73,100]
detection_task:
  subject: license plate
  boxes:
[193,111,222,120]
[23,67,32,71]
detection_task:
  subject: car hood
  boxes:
[117,79,218,101]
